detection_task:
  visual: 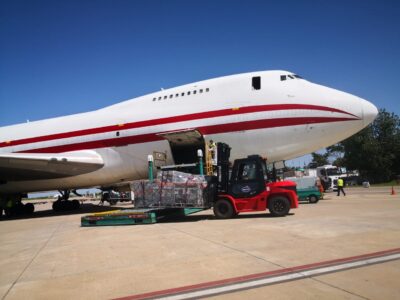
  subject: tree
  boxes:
[336,109,400,183]
[326,144,345,167]
[308,152,329,168]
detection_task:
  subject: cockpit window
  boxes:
[252,76,261,90]
[281,74,303,81]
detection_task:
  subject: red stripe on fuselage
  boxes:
[0,104,359,149]
[19,117,357,153]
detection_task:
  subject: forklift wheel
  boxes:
[214,199,235,219]
[269,196,290,217]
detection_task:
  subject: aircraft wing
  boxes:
[0,150,104,181]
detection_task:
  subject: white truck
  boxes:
[315,165,346,191]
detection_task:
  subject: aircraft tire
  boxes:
[24,203,35,214]
[15,202,25,215]
[72,200,80,210]
[269,196,290,217]
[52,201,61,212]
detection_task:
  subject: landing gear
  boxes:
[1,194,35,217]
[52,190,81,212]
[24,202,35,214]
[100,192,118,206]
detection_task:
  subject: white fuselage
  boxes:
[0,70,378,193]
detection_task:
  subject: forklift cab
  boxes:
[229,155,267,198]
[214,144,298,219]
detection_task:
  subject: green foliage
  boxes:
[332,156,345,167]
[308,152,329,168]
[333,109,400,183]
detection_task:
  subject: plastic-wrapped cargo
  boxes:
[131,171,214,208]
[130,181,146,206]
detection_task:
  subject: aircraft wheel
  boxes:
[64,201,73,210]
[15,202,25,215]
[309,195,319,204]
[269,196,290,217]
[24,203,35,214]
[72,200,80,210]
[213,199,235,219]
[52,201,61,212]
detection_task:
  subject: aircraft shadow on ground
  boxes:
[0,202,124,221]
[1,203,296,223]
[160,212,295,224]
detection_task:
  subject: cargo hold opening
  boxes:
[157,129,205,167]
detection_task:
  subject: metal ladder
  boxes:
[205,145,214,176]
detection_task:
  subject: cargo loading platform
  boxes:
[81,207,205,226]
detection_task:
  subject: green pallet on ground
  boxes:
[81,207,205,227]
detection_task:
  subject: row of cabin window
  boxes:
[153,88,210,101]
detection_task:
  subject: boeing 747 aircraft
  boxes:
[0,70,378,213]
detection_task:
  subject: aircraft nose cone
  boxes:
[361,99,378,126]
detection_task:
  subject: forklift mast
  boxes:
[216,142,231,193]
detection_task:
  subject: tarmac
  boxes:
[0,186,399,300]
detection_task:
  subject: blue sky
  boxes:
[1,0,399,167]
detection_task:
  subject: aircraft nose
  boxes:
[361,98,378,126]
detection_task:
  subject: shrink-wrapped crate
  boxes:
[160,186,175,206]
[132,180,161,207]
[157,170,194,184]
[131,181,143,199]
[131,170,213,208]
[143,181,161,207]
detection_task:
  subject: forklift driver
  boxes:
[239,163,257,181]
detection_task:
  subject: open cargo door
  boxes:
[157,129,205,165]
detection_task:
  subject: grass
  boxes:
[346,180,399,188]
[370,180,399,187]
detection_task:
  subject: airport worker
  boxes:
[337,178,346,196]
[0,198,5,217]
[4,198,13,216]
[209,140,218,166]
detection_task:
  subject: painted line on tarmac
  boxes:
[115,247,400,300]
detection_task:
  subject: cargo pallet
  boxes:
[81,207,205,226]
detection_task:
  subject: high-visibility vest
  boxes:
[338,178,344,187]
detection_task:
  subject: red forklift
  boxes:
[212,143,298,219]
